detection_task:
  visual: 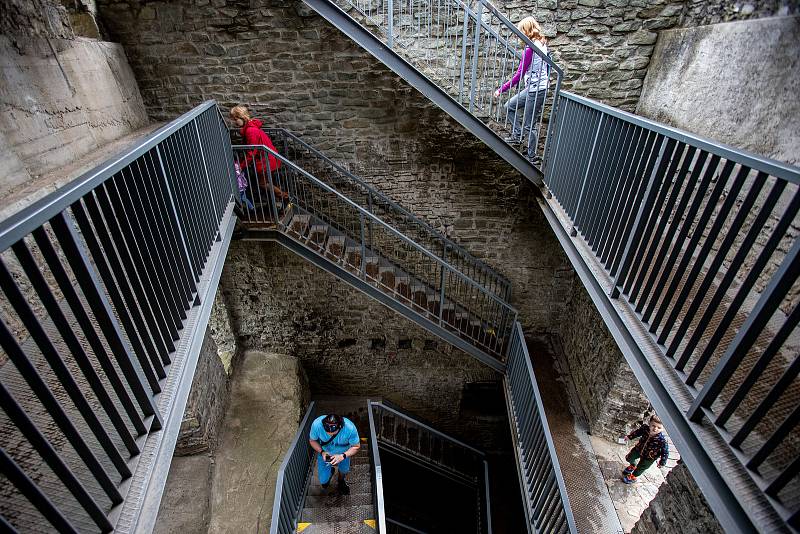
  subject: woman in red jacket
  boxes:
[230,105,288,210]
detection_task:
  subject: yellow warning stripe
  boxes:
[296,522,312,533]
[364,519,376,529]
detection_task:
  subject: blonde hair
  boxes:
[230,105,251,123]
[517,16,546,44]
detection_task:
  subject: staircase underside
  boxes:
[301,0,542,185]
[240,224,507,373]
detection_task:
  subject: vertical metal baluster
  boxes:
[469,0,483,112]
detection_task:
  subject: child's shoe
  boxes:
[623,464,636,475]
[622,473,637,484]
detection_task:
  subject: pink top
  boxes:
[500,46,534,94]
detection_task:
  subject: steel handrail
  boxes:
[370,401,485,456]
[263,126,512,293]
[237,144,519,312]
[0,101,222,251]
[269,401,317,534]
[477,0,562,75]
[506,321,577,533]
[367,400,387,533]
[559,91,799,184]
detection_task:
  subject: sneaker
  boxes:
[623,464,636,475]
[529,155,543,166]
[337,478,350,496]
[503,136,521,144]
[622,473,637,484]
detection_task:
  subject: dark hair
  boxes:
[323,414,344,433]
[650,415,663,426]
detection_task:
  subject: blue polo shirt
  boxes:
[309,416,359,455]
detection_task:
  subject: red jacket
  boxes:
[240,119,281,174]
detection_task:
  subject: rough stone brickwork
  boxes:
[560,276,651,440]
[678,0,799,25]
[218,239,510,450]
[209,291,239,374]
[174,327,231,455]
[631,462,724,534]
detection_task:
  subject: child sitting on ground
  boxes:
[620,414,669,484]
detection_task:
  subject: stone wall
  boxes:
[174,327,231,455]
[678,0,799,26]
[218,239,509,450]
[631,462,724,534]
[559,276,651,439]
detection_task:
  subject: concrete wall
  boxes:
[0,0,149,221]
[636,15,800,166]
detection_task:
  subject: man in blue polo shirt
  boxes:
[308,413,361,495]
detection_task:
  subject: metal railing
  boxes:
[370,401,491,534]
[504,322,576,534]
[0,101,235,532]
[367,399,388,533]
[233,144,518,361]
[545,90,800,532]
[270,402,316,534]
[330,0,562,167]
[262,127,513,303]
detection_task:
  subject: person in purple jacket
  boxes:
[494,17,550,163]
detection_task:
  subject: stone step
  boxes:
[300,504,374,523]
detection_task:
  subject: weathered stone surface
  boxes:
[638,15,800,166]
[0,33,148,212]
[631,462,724,534]
[208,351,307,533]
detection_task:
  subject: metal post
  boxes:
[468,0,483,112]
[438,241,447,325]
[570,114,604,236]
[359,212,367,275]
[387,0,394,47]
[458,7,470,104]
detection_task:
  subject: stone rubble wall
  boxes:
[631,462,724,534]
[174,326,231,456]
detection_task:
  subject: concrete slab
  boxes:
[207,351,306,533]
[153,455,213,534]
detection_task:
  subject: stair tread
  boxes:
[295,519,377,534]
[303,493,373,509]
[301,504,374,522]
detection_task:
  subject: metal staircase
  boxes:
[233,142,518,371]
[0,101,235,533]
[300,0,562,184]
[243,133,575,533]
[299,0,800,530]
